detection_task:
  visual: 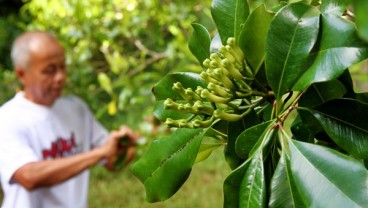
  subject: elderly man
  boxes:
[0,31,137,208]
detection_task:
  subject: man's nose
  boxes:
[55,68,66,83]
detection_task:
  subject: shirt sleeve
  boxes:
[0,125,38,184]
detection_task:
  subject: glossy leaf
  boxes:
[299,79,346,107]
[301,99,368,159]
[235,120,273,159]
[224,126,275,208]
[269,152,306,208]
[224,159,251,208]
[320,0,350,16]
[188,23,211,67]
[239,151,266,208]
[238,4,273,74]
[265,3,320,100]
[211,0,249,44]
[289,140,368,207]
[293,11,368,90]
[353,0,368,42]
[132,128,206,202]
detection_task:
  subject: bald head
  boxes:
[11,31,63,71]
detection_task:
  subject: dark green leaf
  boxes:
[265,3,320,100]
[289,140,368,207]
[132,128,206,202]
[238,4,274,74]
[188,23,211,67]
[226,110,260,169]
[303,99,368,159]
[290,115,314,143]
[299,79,346,107]
[235,120,273,159]
[269,152,306,208]
[293,13,368,90]
[211,0,249,44]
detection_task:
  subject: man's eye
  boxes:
[43,66,56,75]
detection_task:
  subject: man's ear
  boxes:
[15,67,27,85]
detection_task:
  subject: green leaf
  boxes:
[131,128,206,202]
[269,152,306,208]
[293,12,368,90]
[301,99,368,159]
[211,0,249,44]
[235,120,273,159]
[239,151,266,208]
[224,159,251,208]
[152,72,207,120]
[299,79,347,107]
[353,0,368,42]
[195,136,224,163]
[98,72,113,95]
[225,110,260,169]
[238,4,274,74]
[290,115,314,143]
[320,0,350,16]
[224,126,275,208]
[289,140,368,207]
[188,23,211,67]
[265,3,320,100]
[152,72,207,101]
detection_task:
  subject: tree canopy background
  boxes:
[0,0,215,134]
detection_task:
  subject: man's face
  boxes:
[17,39,66,106]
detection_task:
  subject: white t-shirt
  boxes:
[0,92,108,208]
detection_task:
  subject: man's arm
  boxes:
[12,128,133,190]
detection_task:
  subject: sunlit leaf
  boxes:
[107,98,117,115]
[239,4,273,74]
[320,0,350,16]
[353,0,368,42]
[211,0,249,44]
[293,11,368,90]
[265,3,320,100]
[98,72,113,95]
[195,136,224,163]
[132,128,206,202]
[189,23,211,67]
[289,140,368,207]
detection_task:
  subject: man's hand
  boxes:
[101,126,139,171]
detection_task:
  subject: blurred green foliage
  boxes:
[0,0,214,135]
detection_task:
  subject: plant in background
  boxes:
[132,0,368,207]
